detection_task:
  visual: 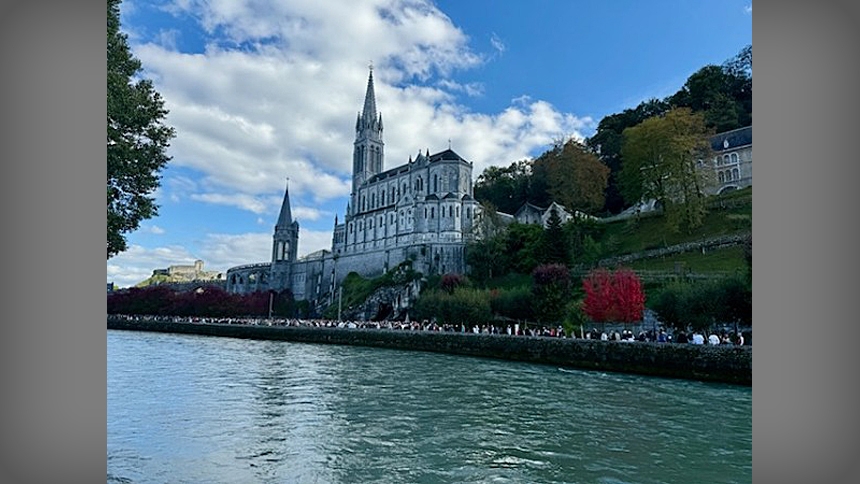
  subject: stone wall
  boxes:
[108,317,751,386]
[590,232,751,269]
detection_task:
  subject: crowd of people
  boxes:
[109,314,747,346]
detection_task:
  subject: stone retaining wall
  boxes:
[107,317,751,386]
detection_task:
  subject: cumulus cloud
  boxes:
[111,0,594,284]
[296,229,335,257]
[128,0,590,210]
[293,206,330,222]
[744,5,752,14]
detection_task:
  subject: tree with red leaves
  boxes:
[582,267,645,325]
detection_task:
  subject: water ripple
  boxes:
[109,330,751,484]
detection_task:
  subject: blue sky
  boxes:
[107,0,752,288]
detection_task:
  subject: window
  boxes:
[719,172,725,183]
[433,174,438,192]
[731,153,739,164]
[732,168,739,180]
[431,207,435,218]
[723,154,730,165]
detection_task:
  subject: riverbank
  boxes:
[107,316,751,386]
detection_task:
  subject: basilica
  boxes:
[226,68,481,308]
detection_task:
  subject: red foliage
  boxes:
[531,264,571,288]
[582,267,645,323]
[582,268,613,322]
[440,273,465,294]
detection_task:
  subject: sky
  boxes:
[107,0,752,288]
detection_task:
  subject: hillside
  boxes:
[592,187,751,275]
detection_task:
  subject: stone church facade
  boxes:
[226,69,481,308]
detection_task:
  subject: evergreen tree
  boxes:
[107,0,175,258]
[542,207,569,265]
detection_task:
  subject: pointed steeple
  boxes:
[276,178,293,228]
[361,65,378,125]
[352,65,384,194]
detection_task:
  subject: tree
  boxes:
[586,98,671,214]
[582,268,645,326]
[473,160,533,215]
[108,0,175,258]
[541,207,569,265]
[620,108,715,233]
[531,264,572,324]
[533,139,610,215]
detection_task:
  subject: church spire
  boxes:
[275,178,292,228]
[352,65,384,194]
[361,65,378,126]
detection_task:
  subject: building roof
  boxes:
[711,125,752,152]
[428,148,466,162]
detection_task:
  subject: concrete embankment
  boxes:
[108,317,751,386]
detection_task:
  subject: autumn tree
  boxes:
[620,108,715,233]
[582,268,645,326]
[533,139,610,215]
[108,0,175,258]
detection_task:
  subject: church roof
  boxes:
[443,192,459,200]
[428,148,466,162]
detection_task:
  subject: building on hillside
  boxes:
[151,259,223,282]
[706,125,752,195]
[225,68,481,310]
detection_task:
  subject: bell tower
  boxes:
[352,65,384,194]
[271,179,299,289]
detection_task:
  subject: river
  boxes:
[108,329,751,483]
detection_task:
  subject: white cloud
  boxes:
[490,32,506,55]
[296,229,334,257]
[112,0,595,285]
[189,192,271,214]
[148,225,166,234]
[129,0,590,212]
[744,5,752,14]
[437,79,484,97]
[200,232,273,269]
[293,206,329,222]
